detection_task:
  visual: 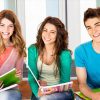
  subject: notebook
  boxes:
[0,68,20,92]
[75,88,100,100]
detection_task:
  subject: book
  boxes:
[0,68,20,92]
[41,81,73,93]
[28,66,73,93]
[75,88,100,100]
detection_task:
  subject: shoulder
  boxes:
[28,44,38,57]
[75,41,92,53]
[60,50,71,59]
[60,50,71,56]
[28,44,37,51]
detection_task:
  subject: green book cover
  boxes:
[0,68,20,88]
[75,88,100,100]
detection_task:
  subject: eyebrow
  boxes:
[43,28,56,32]
[85,22,100,28]
[0,23,14,25]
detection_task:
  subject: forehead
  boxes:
[0,18,13,25]
[85,17,100,26]
[44,23,57,30]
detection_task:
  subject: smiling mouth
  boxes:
[2,32,10,35]
[93,33,100,37]
[44,37,51,41]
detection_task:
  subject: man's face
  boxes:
[85,17,100,43]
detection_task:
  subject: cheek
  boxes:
[0,28,3,32]
[10,29,14,34]
[52,35,57,40]
[41,34,44,41]
[87,30,92,35]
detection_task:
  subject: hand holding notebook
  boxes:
[0,68,20,92]
[28,66,73,95]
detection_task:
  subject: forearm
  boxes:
[15,56,24,80]
[28,73,38,96]
[79,83,96,99]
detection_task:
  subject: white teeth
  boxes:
[93,33,100,37]
[44,37,50,41]
[2,32,9,35]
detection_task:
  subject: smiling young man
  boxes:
[75,8,100,100]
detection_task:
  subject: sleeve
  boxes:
[74,45,85,67]
[15,55,24,78]
[60,51,72,83]
[28,45,39,97]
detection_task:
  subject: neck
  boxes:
[44,44,55,56]
[3,39,11,47]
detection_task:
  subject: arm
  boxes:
[60,51,72,83]
[76,67,100,100]
[15,55,24,80]
[28,45,39,97]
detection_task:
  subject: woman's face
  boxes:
[42,23,57,46]
[0,18,14,41]
[85,17,100,43]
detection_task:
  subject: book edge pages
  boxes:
[0,84,18,92]
[75,92,90,100]
[42,81,73,89]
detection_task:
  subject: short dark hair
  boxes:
[84,7,100,25]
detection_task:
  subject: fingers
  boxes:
[16,70,22,79]
[38,88,44,96]
[44,88,53,95]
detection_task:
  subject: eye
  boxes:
[96,24,100,27]
[9,25,13,27]
[51,31,55,34]
[43,29,47,32]
[8,25,14,29]
[86,27,91,30]
[0,24,4,26]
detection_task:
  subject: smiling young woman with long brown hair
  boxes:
[28,16,74,100]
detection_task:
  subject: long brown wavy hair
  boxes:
[0,10,26,57]
[36,16,70,76]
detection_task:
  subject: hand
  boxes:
[42,87,54,95]
[0,81,4,89]
[38,88,44,97]
[38,80,47,86]
[91,92,100,100]
[38,87,54,96]
[16,69,22,80]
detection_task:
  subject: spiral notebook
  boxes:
[28,66,73,93]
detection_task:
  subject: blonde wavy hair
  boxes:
[0,9,26,57]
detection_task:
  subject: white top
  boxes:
[37,57,60,86]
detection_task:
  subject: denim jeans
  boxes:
[31,89,74,100]
[0,89,22,100]
[75,96,83,100]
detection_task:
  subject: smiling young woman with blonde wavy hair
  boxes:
[0,9,26,100]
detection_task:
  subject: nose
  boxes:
[46,31,50,37]
[4,26,9,32]
[91,27,96,34]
